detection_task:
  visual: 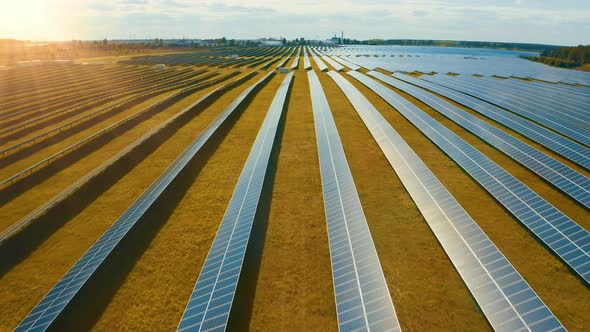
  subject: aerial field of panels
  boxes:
[1,45,589,332]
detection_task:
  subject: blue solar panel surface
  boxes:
[309,70,401,332]
[419,75,590,146]
[346,71,590,286]
[327,70,565,331]
[367,71,590,209]
[426,74,590,129]
[391,73,590,171]
[177,72,293,332]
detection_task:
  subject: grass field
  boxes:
[1,46,588,331]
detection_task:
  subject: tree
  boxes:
[281,38,287,46]
[102,38,108,46]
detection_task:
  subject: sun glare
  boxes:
[0,0,53,40]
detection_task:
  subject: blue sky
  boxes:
[1,0,589,45]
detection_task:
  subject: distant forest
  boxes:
[339,39,560,52]
[524,45,590,69]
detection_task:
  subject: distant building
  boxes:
[155,64,166,70]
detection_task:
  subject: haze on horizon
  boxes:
[1,0,589,46]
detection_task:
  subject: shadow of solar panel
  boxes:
[178,72,293,332]
[346,71,590,286]
[308,70,401,332]
[15,71,276,332]
[327,70,566,331]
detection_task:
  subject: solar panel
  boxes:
[321,56,345,71]
[308,70,401,332]
[331,56,360,71]
[327,70,565,331]
[290,54,300,70]
[452,76,590,120]
[420,75,590,146]
[14,71,276,332]
[310,48,328,72]
[427,74,590,130]
[366,71,590,209]
[303,46,312,70]
[345,70,590,286]
[177,72,294,332]
[391,73,590,171]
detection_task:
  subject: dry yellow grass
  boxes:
[247,71,336,331]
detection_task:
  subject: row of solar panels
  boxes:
[347,71,590,285]
[0,71,249,246]
[15,68,279,332]
[14,67,587,331]
[327,70,567,331]
[419,74,590,147]
[325,46,590,86]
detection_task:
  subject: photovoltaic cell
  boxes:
[309,70,401,332]
[177,72,293,332]
[15,71,275,332]
[346,71,590,286]
[327,70,565,331]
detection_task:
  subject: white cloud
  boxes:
[0,0,588,44]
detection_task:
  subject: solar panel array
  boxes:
[453,76,590,125]
[290,47,300,70]
[15,71,276,332]
[177,72,293,332]
[326,70,565,331]
[346,71,590,285]
[391,73,590,171]
[367,71,590,209]
[322,45,590,85]
[331,56,361,71]
[310,48,328,71]
[419,75,590,146]
[321,55,345,71]
[303,46,312,70]
[308,70,401,332]
[275,47,295,69]
[425,74,590,130]
[0,63,275,244]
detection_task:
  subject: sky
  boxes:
[0,0,589,45]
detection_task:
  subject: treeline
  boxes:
[526,45,590,68]
[337,38,559,52]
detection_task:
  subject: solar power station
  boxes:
[2,44,589,331]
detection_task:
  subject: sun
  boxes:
[0,0,53,40]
